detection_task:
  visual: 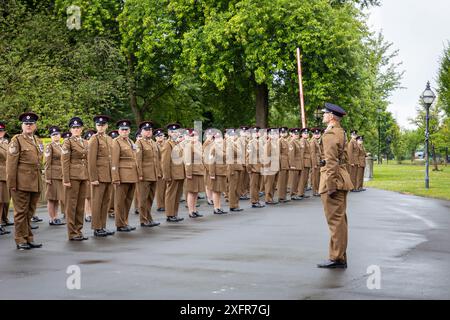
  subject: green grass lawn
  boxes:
[366,163,450,201]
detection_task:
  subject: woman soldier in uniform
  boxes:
[61,117,89,241]
[44,126,65,226]
[207,131,228,215]
[83,129,96,223]
[0,121,11,235]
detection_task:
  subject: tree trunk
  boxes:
[255,82,269,128]
[126,53,143,124]
[411,150,415,163]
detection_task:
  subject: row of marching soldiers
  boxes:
[0,112,366,249]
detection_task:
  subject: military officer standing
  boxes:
[310,128,323,197]
[88,115,115,237]
[44,126,65,226]
[111,120,138,232]
[161,123,185,222]
[263,128,280,205]
[202,128,215,206]
[298,128,311,198]
[7,112,44,249]
[238,126,250,200]
[356,136,367,192]
[135,121,161,227]
[207,131,228,214]
[83,129,96,223]
[226,128,244,212]
[317,103,353,268]
[154,128,166,212]
[347,130,359,191]
[277,127,290,202]
[0,121,12,235]
[62,117,89,241]
[288,128,303,200]
[247,126,264,208]
[107,130,119,218]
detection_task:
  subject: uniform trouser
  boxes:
[277,169,289,200]
[290,170,301,196]
[165,179,184,217]
[349,165,358,189]
[115,183,136,228]
[1,200,10,223]
[321,190,348,262]
[239,169,249,196]
[138,180,157,224]
[11,190,40,245]
[155,179,166,209]
[249,172,261,203]
[134,187,139,210]
[65,180,88,239]
[259,176,265,192]
[264,174,277,202]
[311,166,320,194]
[298,167,310,196]
[91,182,112,230]
[108,187,115,213]
[356,166,365,190]
[228,170,242,208]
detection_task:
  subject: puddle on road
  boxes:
[78,260,110,265]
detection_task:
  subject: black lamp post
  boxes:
[421,81,436,189]
[377,106,382,164]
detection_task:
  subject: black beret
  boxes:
[19,112,39,123]
[48,126,61,136]
[93,115,110,125]
[69,117,83,128]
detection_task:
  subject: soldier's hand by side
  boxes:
[139,177,143,181]
[210,176,216,180]
[11,188,16,192]
[327,189,337,196]
[113,181,120,185]
[351,164,355,166]
[91,181,99,186]
[186,175,192,179]
[63,182,71,188]
[46,180,52,184]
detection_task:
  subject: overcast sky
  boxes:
[367,0,449,129]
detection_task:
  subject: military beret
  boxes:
[249,126,260,133]
[205,128,215,136]
[357,135,364,141]
[300,128,309,134]
[351,130,358,135]
[166,123,181,131]
[139,121,154,130]
[83,130,96,140]
[69,117,83,128]
[239,126,250,131]
[225,128,236,136]
[61,132,72,139]
[322,103,346,117]
[279,127,289,133]
[48,126,61,136]
[93,115,110,125]
[19,112,39,124]
[108,130,119,139]
[154,128,165,137]
[135,129,142,139]
[0,121,6,131]
[290,128,300,134]
[116,119,131,129]
[311,127,323,135]
[268,128,279,134]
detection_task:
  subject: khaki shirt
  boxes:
[88,133,113,183]
[310,138,322,168]
[7,134,44,192]
[0,138,8,181]
[319,123,353,193]
[161,140,185,180]
[226,138,244,172]
[288,138,303,170]
[357,144,367,167]
[184,140,205,177]
[208,140,227,177]
[279,137,290,170]
[262,138,280,175]
[246,138,261,173]
[44,142,62,181]
[111,137,139,183]
[300,137,311,168]
[62,136,88,183]
[136,137,161,181]
[347,138,359,165]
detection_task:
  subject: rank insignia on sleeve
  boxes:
[9,142,18,155]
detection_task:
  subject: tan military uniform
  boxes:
[112,136,139,227]
[247,137,262,204]
[277,136,290,200]
[298,137,311,196]
[44,142,63,201]
[262,138,279,203]
[155,140,166,209]
[88,133,113,230]
[227,138,244,209]
[319,123,353,262]
[7,134,43,245]
[310,138,322,195]
[347,138,358,189]
[161,140,185,217]
[356,144,367,190]
[207,140,227,192]
[288,138,303,196]
[0,138,11,224]
[136,137,161,224]
[237,136,249,198]
[184,140,205,193]
[62,136,88,239]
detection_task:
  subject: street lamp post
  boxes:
[377,107,382,164]
[421,81,436,189]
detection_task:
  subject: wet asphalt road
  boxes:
[0,188,449,300]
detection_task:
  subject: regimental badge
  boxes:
[112,166,116,171]
[9,142,18,155]
[131,143,137,151]
[45,145,51,157]
[61,146,69,154]
[38,143,44,153]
